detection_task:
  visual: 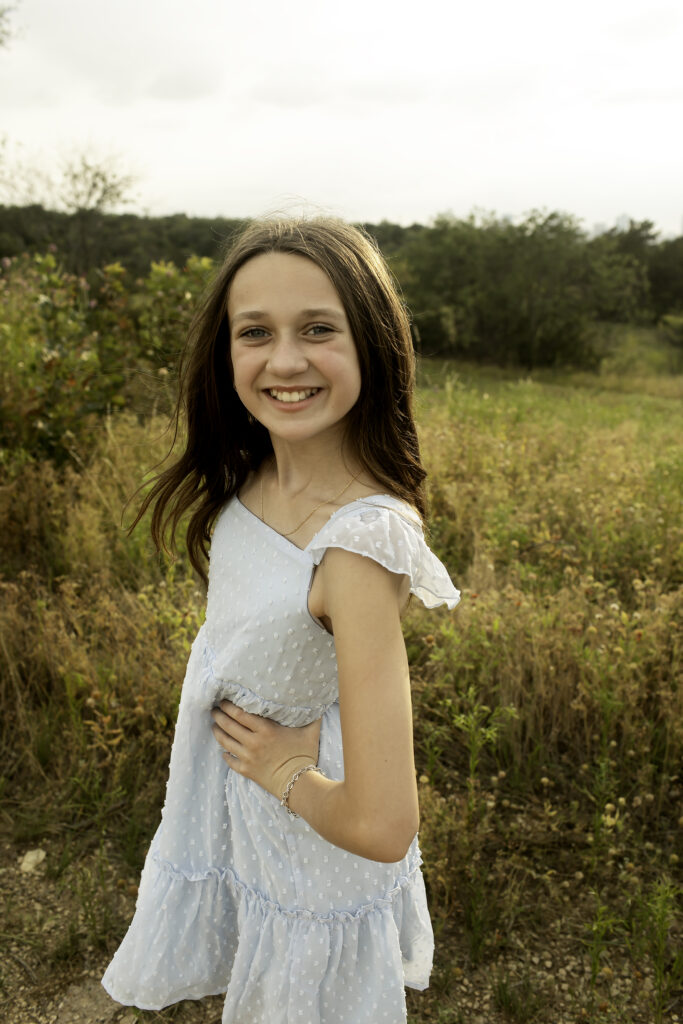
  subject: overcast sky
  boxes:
[1,0,682,235]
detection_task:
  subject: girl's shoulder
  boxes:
[318,492,422,532]
[308,494,459,611]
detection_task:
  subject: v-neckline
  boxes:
[234,492,413,557]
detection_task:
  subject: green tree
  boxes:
[584,231,647,322]
[397,210,645,368]
[607,218,658,265]
[649,236,683,317]
[396,213,480,357]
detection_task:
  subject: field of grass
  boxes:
[1,359,681,1023]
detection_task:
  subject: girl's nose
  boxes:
[266,335,308,376]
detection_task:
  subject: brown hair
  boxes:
[135,216,426,583]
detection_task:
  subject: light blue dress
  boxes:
[102,494,460,1024]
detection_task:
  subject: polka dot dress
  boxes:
[102,495,460,1023]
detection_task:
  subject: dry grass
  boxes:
[0,367,681,1022]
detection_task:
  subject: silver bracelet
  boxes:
[280,763,325,818]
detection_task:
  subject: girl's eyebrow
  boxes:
[231,307,344,324]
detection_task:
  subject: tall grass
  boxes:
[1,365,681,1021]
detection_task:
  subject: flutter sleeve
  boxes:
[308,499,460,610]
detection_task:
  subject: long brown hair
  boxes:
[134,216,427,584]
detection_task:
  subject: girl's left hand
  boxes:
[210,701,322,801]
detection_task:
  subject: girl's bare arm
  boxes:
[211,548,418,862]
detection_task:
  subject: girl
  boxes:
[102,217,459,1024]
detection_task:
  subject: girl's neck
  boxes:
[240,434,386,547]
[267,435,360,499]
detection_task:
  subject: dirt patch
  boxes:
[0,837,224,1024]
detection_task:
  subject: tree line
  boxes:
[3,204,683,368]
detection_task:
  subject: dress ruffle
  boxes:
[309,497,460,611]
[101,843,432,1019]
[202,640,336,727]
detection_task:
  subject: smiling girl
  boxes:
[102,217,459,1024]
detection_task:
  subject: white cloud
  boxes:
[0,0,681,234]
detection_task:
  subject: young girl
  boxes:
[102,217,459,1024]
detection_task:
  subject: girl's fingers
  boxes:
[211,706,255,743]
[219,700,257,730]
[211,722,243,757]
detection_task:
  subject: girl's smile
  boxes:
[228,252,361,444]
[264,385,322,407]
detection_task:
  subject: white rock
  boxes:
[19,848,46,873]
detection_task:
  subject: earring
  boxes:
[247,412,255,426]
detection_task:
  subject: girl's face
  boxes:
[228,252,362,448]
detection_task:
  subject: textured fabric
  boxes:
[102,494,460,1023]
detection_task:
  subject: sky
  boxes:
[1,0,682,236]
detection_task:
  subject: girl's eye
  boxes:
[307,324,333,337]
[240,327,269,340]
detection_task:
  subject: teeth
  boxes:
[269,388,319,403]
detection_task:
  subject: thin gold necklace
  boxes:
[260,467,360,537]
